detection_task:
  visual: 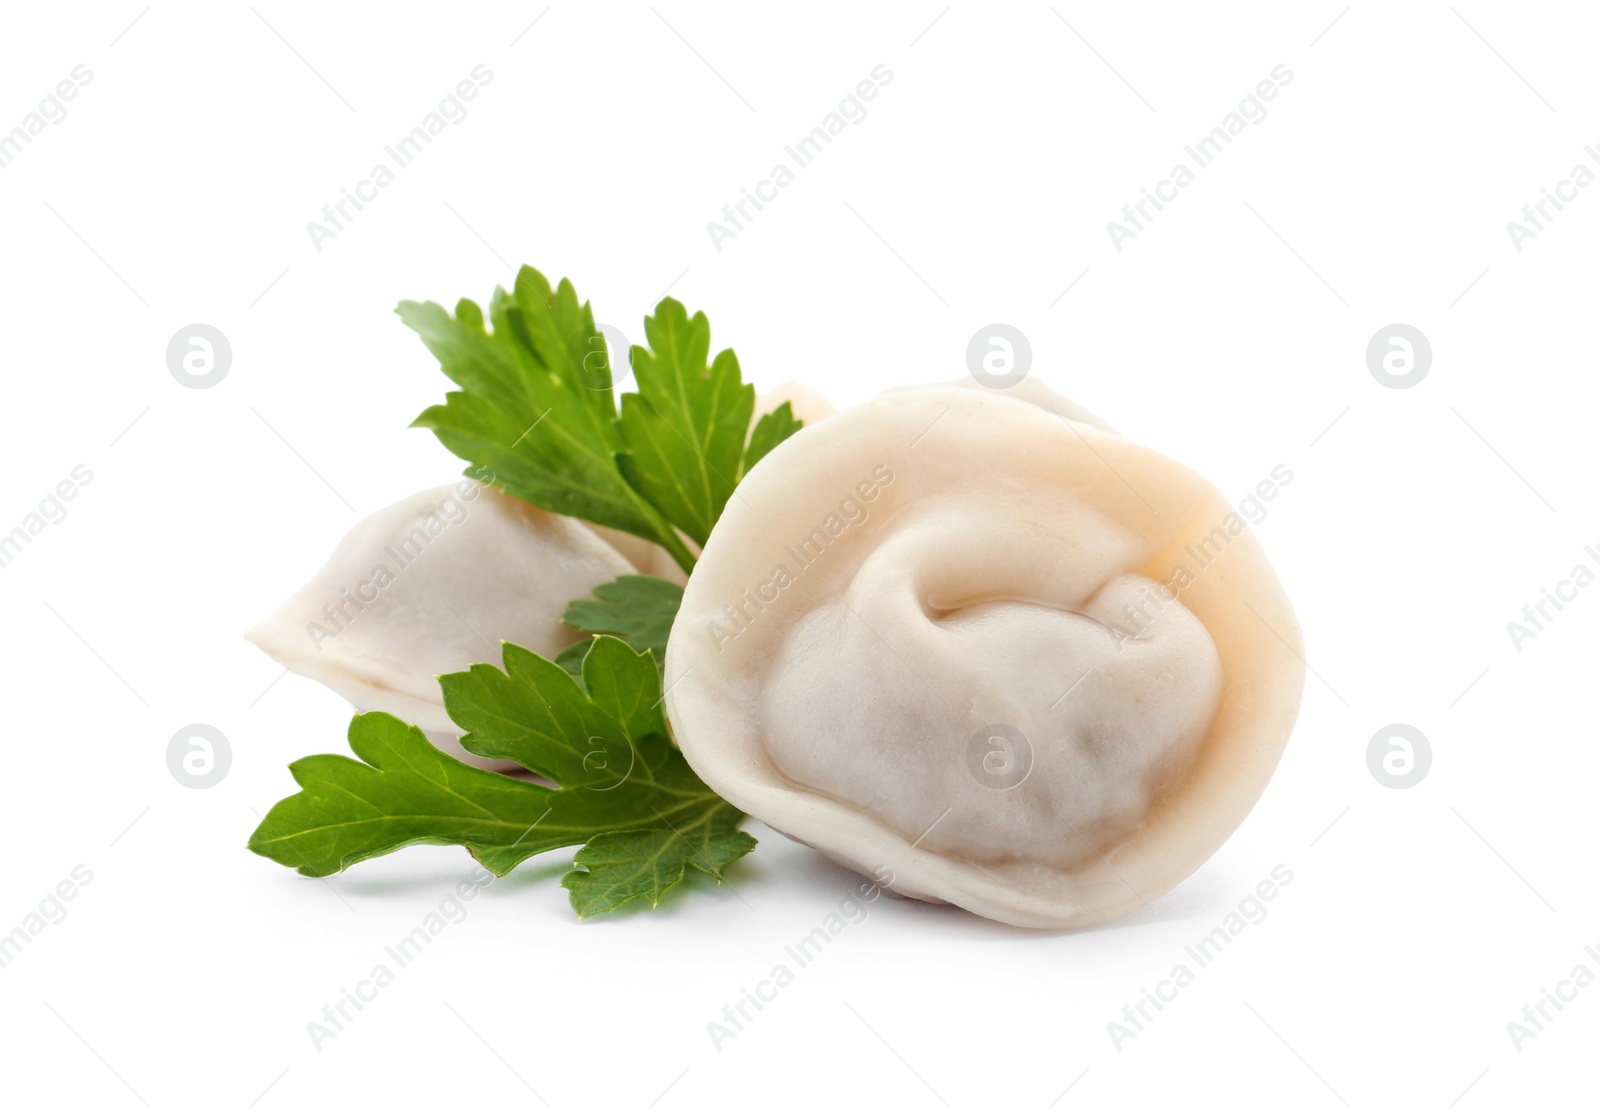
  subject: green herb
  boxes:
[613,299,761,547]
[402,266,789,574]
[745,400,803,472]
[562,574,684,666]
[553,639,591,678]
[563,827,755,918]
[251,267,803,917]
[401,272,690,566]
[248,639,750,914]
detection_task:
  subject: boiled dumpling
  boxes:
[664,384,1303,929]
[944,375,1116,433]
[246,481,637,761]
[757,380,836,427]
[587,523,690,586]
[247,385,834,765]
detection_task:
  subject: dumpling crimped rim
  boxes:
[664,385,1305,929]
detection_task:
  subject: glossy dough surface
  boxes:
[665,386,1304,928]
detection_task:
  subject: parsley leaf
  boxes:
[439,640,640,784]
[615,299,754,546]
[561,575,684,664]
[247,638,750,903]
[744,400,803,474]
[554,639,590,678]
[562,827,757,918]
[402,267,805,573]
[247,711,562,876]
[402,269,694,572]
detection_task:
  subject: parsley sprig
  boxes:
[248,268,800,916]
[402,267,798,572]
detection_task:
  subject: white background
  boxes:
[1,2,1595,1111]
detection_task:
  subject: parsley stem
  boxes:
[655,523,697,575]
